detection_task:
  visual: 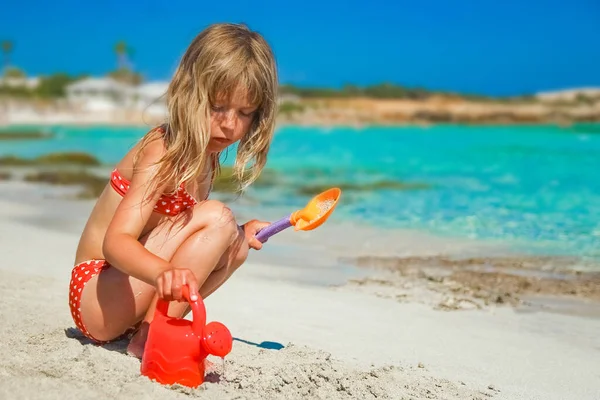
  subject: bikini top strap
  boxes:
[110,169,129,196]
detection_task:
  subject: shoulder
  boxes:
[134,126,168,168]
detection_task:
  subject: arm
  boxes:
[102,139,171,286]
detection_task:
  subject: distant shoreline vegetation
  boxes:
[0,73,534,101]
[279,83,536,103]
[1,70,599,125]
[0,72,87,99]
[276,84,600,125]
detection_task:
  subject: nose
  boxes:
[220,110,237,132]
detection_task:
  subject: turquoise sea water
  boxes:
[2,123,600,259]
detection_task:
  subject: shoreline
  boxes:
[3,179,598,318]
[2,95,600,129]
[2,118,600,131]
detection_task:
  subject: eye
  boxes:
[240,109,257,118]
[211,104,225,112]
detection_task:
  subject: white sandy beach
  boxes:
[0,180,599,400]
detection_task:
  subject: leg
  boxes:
[126,229,248,357]
[170,225,249,315]
[77,200,248,344]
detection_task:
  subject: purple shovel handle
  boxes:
[255,215,293,243]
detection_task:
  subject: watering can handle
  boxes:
[154,285,207,336]
[255,215,293,243]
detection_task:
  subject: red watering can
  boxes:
[140,285,233,388]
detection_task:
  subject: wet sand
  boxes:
[343,255,600,317]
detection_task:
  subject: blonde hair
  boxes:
[136,23,278,197]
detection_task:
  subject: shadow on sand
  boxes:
[233,337,285,350]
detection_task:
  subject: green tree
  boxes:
[4,66,25,78]
[341,84,362,97]
[1,40,13,71]
[109,41,142,84]
[108,68,143,85]
[114,40,128,70]
[127,46,135,69]
[35,73,85,98]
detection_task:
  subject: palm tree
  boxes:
[109,40,144,85]
[126,46,135,70]
[114,40,128,70]
[1,40,13,71]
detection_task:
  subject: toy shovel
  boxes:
[255,187,341,243]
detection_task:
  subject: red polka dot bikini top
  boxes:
[109,158,217,216]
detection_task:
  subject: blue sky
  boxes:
[2,0,599,96]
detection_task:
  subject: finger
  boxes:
[249,237,263,250]
[172,270,183,302]
[186,271,199,302]
[249,221,270,234]
[180,272,192,301]
[162,271,173,301]
[257,221,271,229]
[182,270,198,301]
[155,276,164,299]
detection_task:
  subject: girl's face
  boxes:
[208,87,258,153]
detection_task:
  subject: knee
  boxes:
[217,231,248,274]
[231,227,249,269]
[190,200,238,238]
[233,247,249,270]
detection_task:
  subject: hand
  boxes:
[154,268,199,302]
[241,219,271,250]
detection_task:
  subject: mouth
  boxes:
[212,137,231,145]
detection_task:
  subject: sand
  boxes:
[0,268,486,400]
[1,181,599,400]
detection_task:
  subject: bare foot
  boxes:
[205,358,216,371]
[126,322,149,359]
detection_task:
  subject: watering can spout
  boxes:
[201,321,233,358]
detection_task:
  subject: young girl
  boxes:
[68,23,278,358]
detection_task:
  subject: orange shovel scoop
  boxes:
[255,187,341,243]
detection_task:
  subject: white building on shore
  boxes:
[133,82,169,117]
[63,77,300,122]
[535,87,600,102]
[65,77,169,117]
[0,76,40,89]
[66,78,129,112]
